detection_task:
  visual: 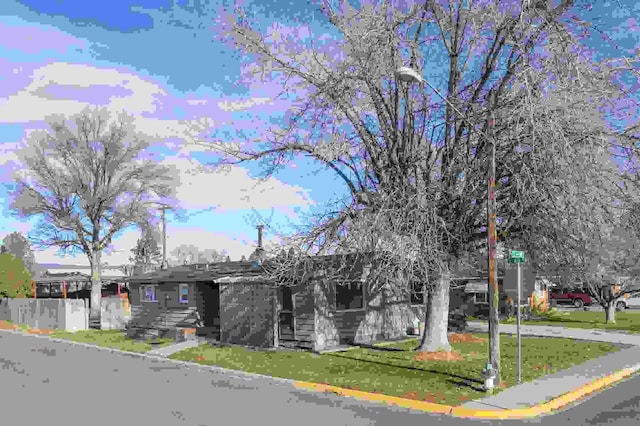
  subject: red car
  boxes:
[550,287,593,308]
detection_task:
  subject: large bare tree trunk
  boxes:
[605,303,616,324]
[416,271,451,352]
[89,250,102,328]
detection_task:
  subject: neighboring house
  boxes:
[37,264,128,282]
[33,272,92,299]
[456,265,554,317]
[34,267,130,307]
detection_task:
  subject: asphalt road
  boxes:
[0,331,637,426]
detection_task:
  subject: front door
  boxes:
[278,286,294,341]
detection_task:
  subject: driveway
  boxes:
[0,330,637,425]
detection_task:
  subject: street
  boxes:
[0,331,637,425]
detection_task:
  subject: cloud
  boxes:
[0,61,223,155]
[0,141,22,166]
[161,154,313,212]
[0,62,167,120]
[218,97,273,112]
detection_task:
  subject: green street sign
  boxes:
[510,250,525,259]
[508,250,526,263]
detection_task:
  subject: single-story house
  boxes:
[33,272,92,298]
[125,261,275,347]
[125,254,488,351]
[33,271,130,305]
[454,265,555,318]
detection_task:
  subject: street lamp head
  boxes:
[395,67,423,84]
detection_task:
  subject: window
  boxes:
[179,284,189,304]
[336,282,364,311]
[474,292,488,304]
[280,286,293,312]
[410,282,425,305]
[140,285,157,302]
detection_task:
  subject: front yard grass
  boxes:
[169,333,619,406]
[489,310,640,333]
[49,329,175,353]
[0,320,175,352]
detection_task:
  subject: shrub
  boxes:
[0,253,34,298]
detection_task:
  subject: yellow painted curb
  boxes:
[294,367,638,419]
[293,381,454,414]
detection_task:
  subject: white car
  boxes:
[617,295,640,310]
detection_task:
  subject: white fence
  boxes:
[0,297,130,332]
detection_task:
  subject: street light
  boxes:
[395,67,423,84]
[395,65,500,377]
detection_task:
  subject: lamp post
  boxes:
[395,66,500,378]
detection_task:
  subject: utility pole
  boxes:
[159,205,170,270]
[487,113,501,385]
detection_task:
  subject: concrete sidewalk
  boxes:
[461,322,640,411]
[467,321,640,346]
[146,340,200,357]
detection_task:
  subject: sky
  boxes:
[0,0,348,266]
[0,0,638,267]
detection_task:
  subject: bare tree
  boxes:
[210,0,639,382]
[169,244,227,265]
[130,226,163,267]
[9,108,178,324]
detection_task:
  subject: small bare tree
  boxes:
[9,108,178,324]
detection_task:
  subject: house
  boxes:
[454,264,554,318]
[124,248,488,351]
[33,269,130,306]
[33,272,92,299]
[125,261,276,346]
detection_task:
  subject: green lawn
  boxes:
[493,310,640,333]
[49,330,175,353]
[169,334,619,406]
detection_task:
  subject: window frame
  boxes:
[474,292,488,304]
[140,284,157,303]
[335,281,365,312]
[178,283,189,304]
[410,282,425,305]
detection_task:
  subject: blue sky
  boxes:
[0,0,637,266]
[0,0,344,265]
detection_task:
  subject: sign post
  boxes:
[508,250,526,384]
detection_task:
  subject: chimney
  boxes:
[257,224,264,250]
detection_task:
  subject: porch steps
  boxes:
[89,317,101,329]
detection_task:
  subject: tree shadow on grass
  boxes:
[352,343,406,352]
[326,352,485,391]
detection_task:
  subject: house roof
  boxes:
[464,281,488,293]
[34,272,91,284]
[126,261,268,284]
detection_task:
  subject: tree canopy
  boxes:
[0,253,33,298]
[9,107,179,318]
[1,232,37,276]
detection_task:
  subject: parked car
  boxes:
[614,294,640,310]
[550,287,593,308]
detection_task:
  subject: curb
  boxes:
[294,366,640,419]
